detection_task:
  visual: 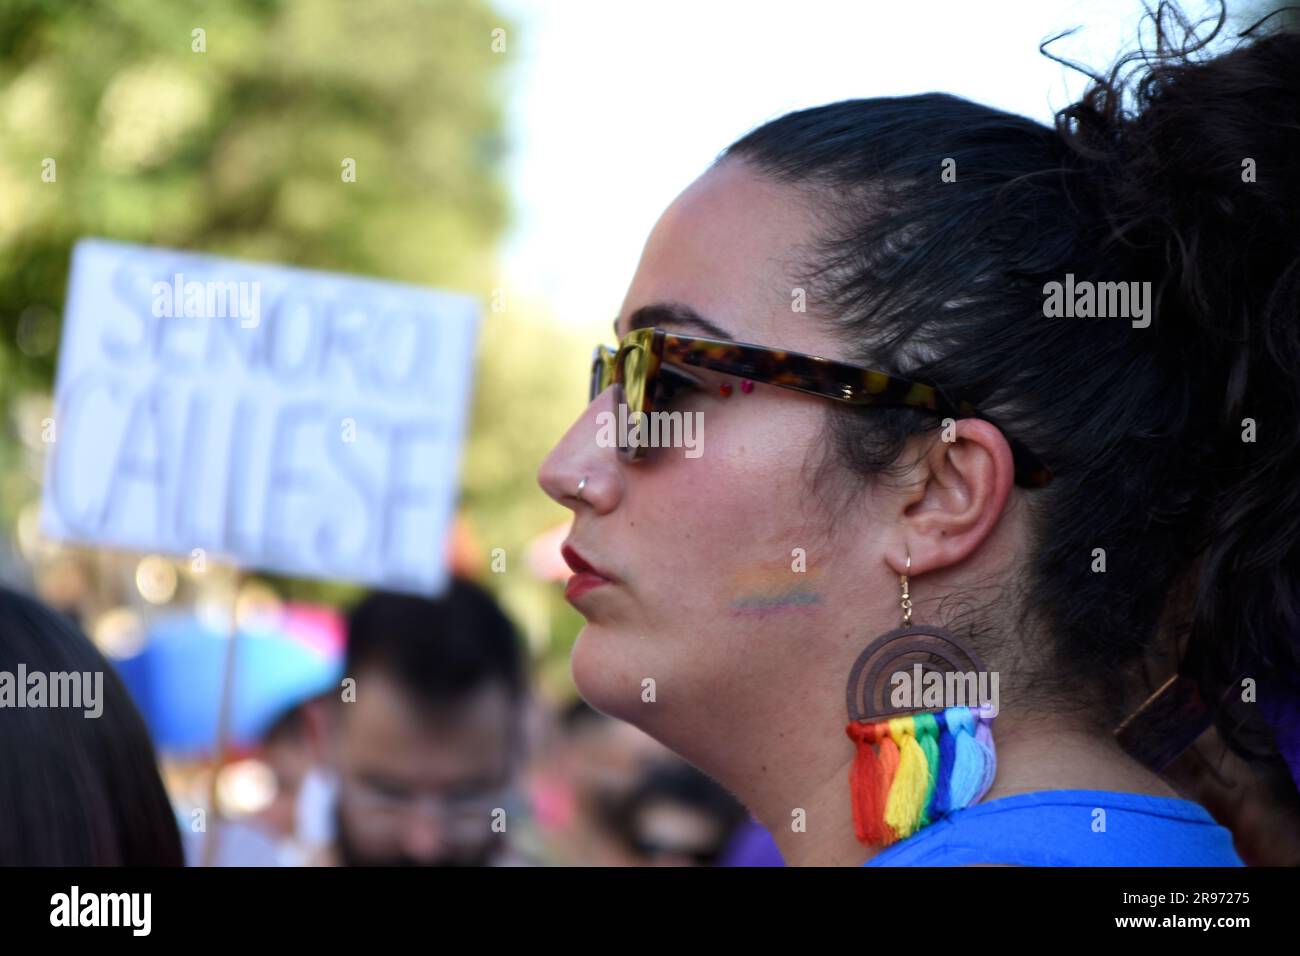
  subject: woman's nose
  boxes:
[537,385,621,515]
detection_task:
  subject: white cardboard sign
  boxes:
[41,239,480,595]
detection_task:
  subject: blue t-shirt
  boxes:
[864,789,1243,866]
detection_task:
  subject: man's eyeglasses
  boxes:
[590,326,1052,489]
[345,777,519,840]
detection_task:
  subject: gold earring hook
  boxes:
[900,552,912,626]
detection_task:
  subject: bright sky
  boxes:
[495,0,1238,331]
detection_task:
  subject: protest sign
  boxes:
[40,239,480,595]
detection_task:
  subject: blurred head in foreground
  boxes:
[331,578,527,866]
[608,761,749,866]
[0,586,183,865]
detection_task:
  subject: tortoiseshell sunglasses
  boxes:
[590,326,1053,488]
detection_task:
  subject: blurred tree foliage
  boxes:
[0,0,515,384]
[0,0,589,679]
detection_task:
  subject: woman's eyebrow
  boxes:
[614,302,734,340]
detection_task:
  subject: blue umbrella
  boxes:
[115,607,343,755]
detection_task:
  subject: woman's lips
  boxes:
[562,544,613,602]
[565,571,609,602]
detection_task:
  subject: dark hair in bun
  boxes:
[722,2,1300,768]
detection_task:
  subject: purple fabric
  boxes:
[717,817,784,867]
[1259,678,1300,794]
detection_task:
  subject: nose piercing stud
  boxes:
[740,379,754,393]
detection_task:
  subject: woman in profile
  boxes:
[539,6,1299,865]
[0,586,183,865]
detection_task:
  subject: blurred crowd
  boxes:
[0,578,778,867]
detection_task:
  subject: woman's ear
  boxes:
[889,418,1015,576]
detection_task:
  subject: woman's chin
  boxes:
[570,622,656,724]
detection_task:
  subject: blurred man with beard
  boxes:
[322,579,531,866]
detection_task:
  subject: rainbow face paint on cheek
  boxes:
[728,563,825,618]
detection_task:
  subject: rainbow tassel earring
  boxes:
[844,554,997,847]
